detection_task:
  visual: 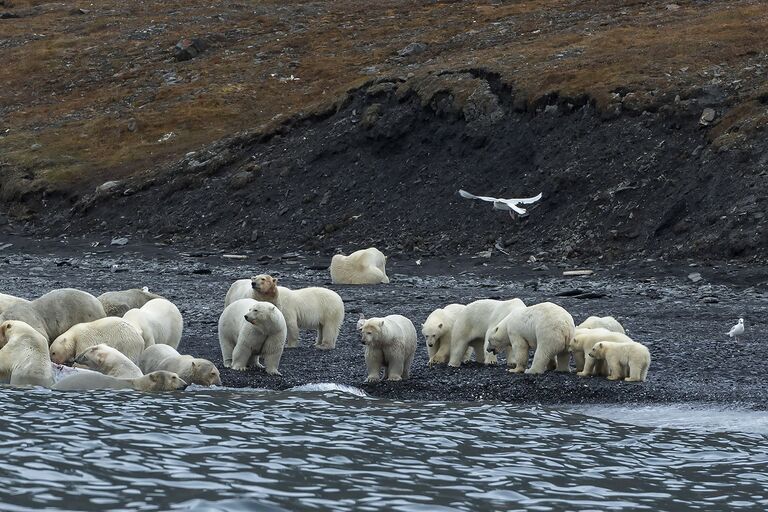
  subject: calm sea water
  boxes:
[0,385,766,511]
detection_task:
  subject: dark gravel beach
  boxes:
[2,235,766,408]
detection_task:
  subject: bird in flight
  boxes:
[458,189,543,217]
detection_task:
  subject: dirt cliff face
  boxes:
[1,0,767,262]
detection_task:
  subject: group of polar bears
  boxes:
[0,287,220,391]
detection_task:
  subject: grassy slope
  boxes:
[1,0,766,192]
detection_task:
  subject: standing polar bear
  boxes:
[448,298,526,367]
[0,320,54,387]
[123,298,183,349]
[218,299,287,374]
[73,344,143,378]
[422,304,471,365]
[49,317,145,365]
[486,302,575,374]
[570,327,636,375]
[226,275,344,350]
[588,341,651,382]
[330,247,389,285]
[0,288,105,342]
[140,344,221,386]
[577,316,626,335]
[360,315,417,382]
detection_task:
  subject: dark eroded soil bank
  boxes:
[2,237,767,407]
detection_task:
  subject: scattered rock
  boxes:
[688,272,703,283]
[228,171,254,189]
[173,38,208,62]
[665,3,680,10]
[110,237,129,246]
[0,12,20,19]
[221,254,248,260]
[563,270,594,276]
[250,230,259,242]
[701,296,719,304]
[95,180,122,196]
[397,42,427,57]
[0,243,13,250]
[360,104,382,129]
[699,108,716,126]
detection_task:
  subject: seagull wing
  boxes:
[492,201,528,215]
[458,189,500,203]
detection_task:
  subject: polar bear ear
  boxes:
[191,361,198,369]
[271,276,278,285]
[437,323,443,329]
[378,319,385,328]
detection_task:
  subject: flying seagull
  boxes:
[727,318,744,340]
[458,189,543,217]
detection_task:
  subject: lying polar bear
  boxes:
[330,247,389,285]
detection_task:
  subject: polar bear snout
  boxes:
[487,347,497,355]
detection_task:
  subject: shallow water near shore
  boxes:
[1,385,766,511]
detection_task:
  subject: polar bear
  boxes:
[330,247,389,284]
[486,302,575,374]
[73,343,143,378]
[240,274,344,350]
[122,298,183,349]
[139,344,221,386]
[360,315,417,382]
[49,317,145,365]
[218,299,287,374]
[0,320,54,387]
[53,370,187,391]
[448,298,526,367]
[570,327,635,376]
[577,316,626,335]
[0,288,105,342]
[0,293,29,314]
[98,287,163,317]
[588,340,651,382]
[422,304,471,365]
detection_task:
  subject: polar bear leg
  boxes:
[526,344,554,374]
[386,355,404,381]
[432,338,450,364]
[366,350,383,382]
[508,336,528,373]
[261,350,282,376]
[478,339,498,365]
[313,326,323,347]
[402,351,414,380]
[220,337,235,368]
[555,351,570,372]
[605,354,622,380]
[573,351,585,373]
[625,361,644,382]
[319,322,340,350]
[640,362,649,381]
[578,355,595,377]
[248,353,264,370]
[231,342,252,371]
[285,319,300,349]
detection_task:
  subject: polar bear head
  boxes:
[360,318,386,346]
[190,359,222,386]
[49,333,77,365]
[243,301,278,325]
[588,342,607,360]
[250,274,278,298]
[139,371,188,391]
[485,323,509,355]
[0,320,45,349]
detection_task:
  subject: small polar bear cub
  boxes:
[330,247,390,285]
[448,298,526,367]
[570,327,635,376]
[0,320,54,387]
[422,304,471,365]
[218,299,287,374]
[73,343,143,379]
[486,302,575,374]
[588,340,651,382]
[577,315,626,335]
[123,298,183,349]
[360,315,417,382]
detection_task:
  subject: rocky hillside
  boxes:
[1,0,767,262]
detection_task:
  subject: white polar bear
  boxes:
[330,247,390,284]
[49,317,145,365]
[588,340,651,382]
[73,343,143,378]
[139,344,221,386]
[228,274,344,350]
[53,370,187,391]
[486,302,575,374]
[0,320,54,387]
[577,316,626,335]
[98,287,163,317]
[0,288,105,342]
[360,315,417,382]
[570,327,636,376]
[448,298,526,367]
[218,299,287,374]
[422,304,471,365]
[0,293,29,314]
[122,298,183,349]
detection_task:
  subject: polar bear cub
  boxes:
[49,317,145,365]
[123,298,183,349]
[588,340,651,382]
[247,274,344,350]
[73,343,143,378]
[486,302,575,374]
[577,316,626,335]
[139,344,221,386]
[218,299,287,374]
[448,298,526,367]
[0,320,54,387]
[360,315,417,382]
[422,304,471,365]
[570,327,635,376]
[330,247,390,284]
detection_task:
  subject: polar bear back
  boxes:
[364,315,418,351]
[98,288,163,317]
[140,344,220,386]
[502,302,575,349]
[224,279,255,308]
[577,316,626,334]
[123,298,183,349]
[572,327,634,351]
[0,320,54,388]
[455,298,526,342]
[330,247,389,284]
[51,317,145,364]
[0,293,29,315]
[279,286,344,330]
[0,288,106,342]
